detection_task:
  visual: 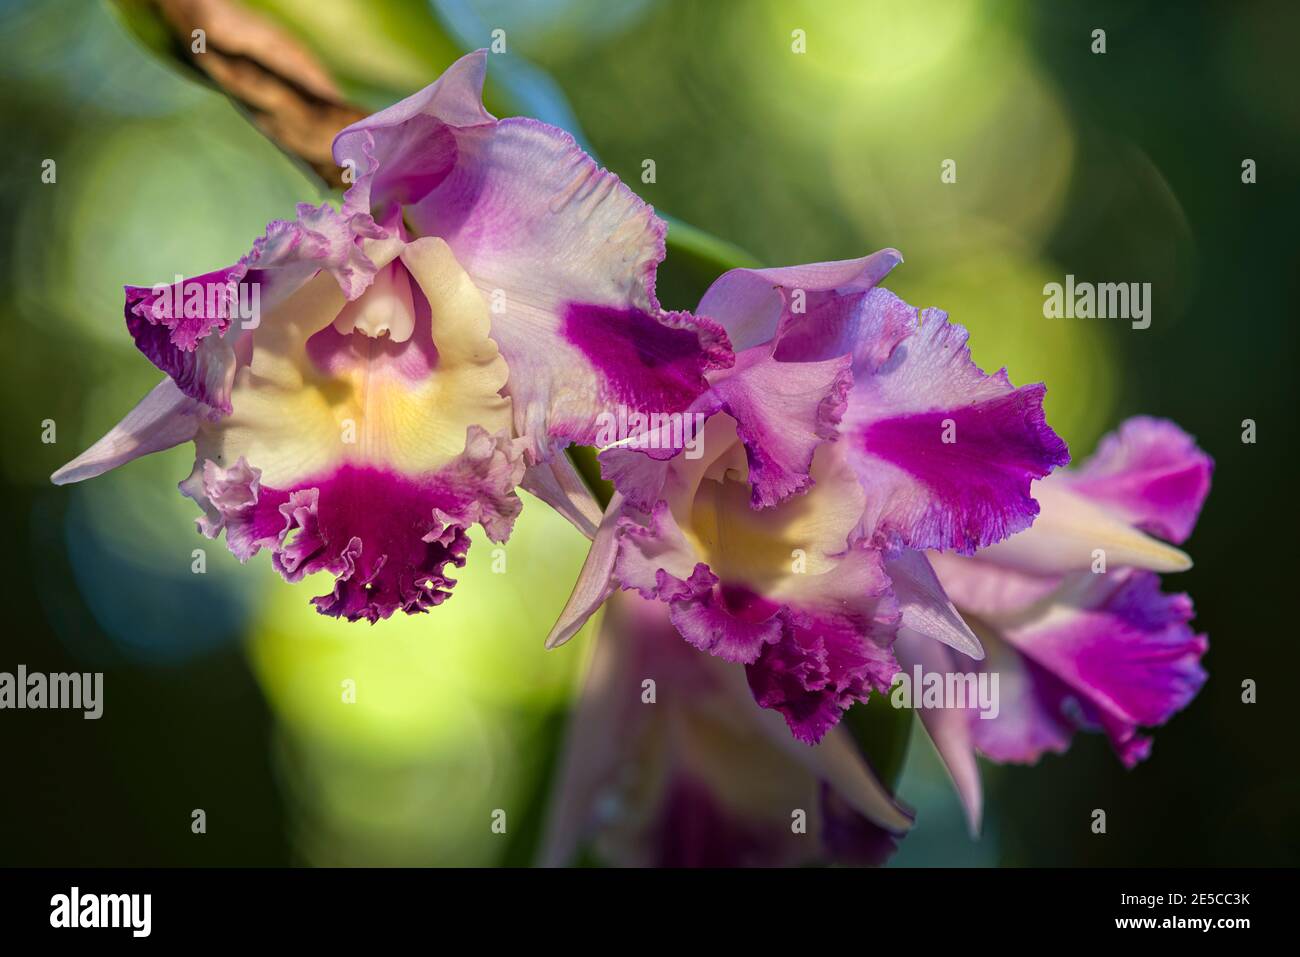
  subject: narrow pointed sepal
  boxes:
[979,481,1192,575]
[545,493,625,648]
[51,377,202,486]
[886,549,984,661]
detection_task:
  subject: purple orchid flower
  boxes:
[51,51,727,622]
[549,252,1071,745]
[541,589,910,867]
[908,416,1213,832]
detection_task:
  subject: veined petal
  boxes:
[697,251,904,354]
[843,305,1070,554]
[962,627,1076,766]
[336,52,731,455]
[612,418,900,743]
[969,570,1207,768]
[407,115,730,455]
[51,377,203,485]
[333,49,494,216]
[1064,415,1213,545]
[520,453,602,540]
[744,551,901,746]
[184,234,522,621]
[976,480,1192,576]
[928,550,1062,620]
[540,590,908,867]
[761,717,914,836]
[893,632,983,835]
[886,549,983,660]
[545,493,624,649]
[706,346,853,508]
[124,202,385,415]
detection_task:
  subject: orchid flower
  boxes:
[550,252,1071,744]
[904,416,1213,832]
[541,590,910,867]
[51,51,727,621]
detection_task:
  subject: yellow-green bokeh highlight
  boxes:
[247,491,590,864]
[720,0,1110,451]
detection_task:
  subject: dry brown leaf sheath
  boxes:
[152,0,366,186]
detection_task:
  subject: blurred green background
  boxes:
[0,0,1295,866]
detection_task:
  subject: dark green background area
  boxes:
[0,0,1295,866]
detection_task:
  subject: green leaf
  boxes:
[842,691,913,794]
[657,214,761,310]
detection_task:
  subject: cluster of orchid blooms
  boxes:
[54,52,1212,866]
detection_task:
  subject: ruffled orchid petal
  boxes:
[893,631,983,835]
[124,270,238,414]
[613,500,707,603]
[697,251,904,354]
[930,566,1208,770]
[540,590,908,867]
[613,419,870,647]
[987,570,1208,768]
[52,377,204,486]
[125,202,385,415]
[696,257,1068,555]
[416,116,732,455]
[886,549,983,660]
[63,51,750,626]
[960,417,1209,580]
[185,425,522,622]
[192,237,510,488]
[919,416,1212,793]
[609,414,901,742]
[704,346,853,508]
[744,559,900,745]
[333,49,494,216]
[175,233,524,621]
[1063,416,1213,545]
[600,342,853,512]
[841,304,1070,554]
[335,50,731,458]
